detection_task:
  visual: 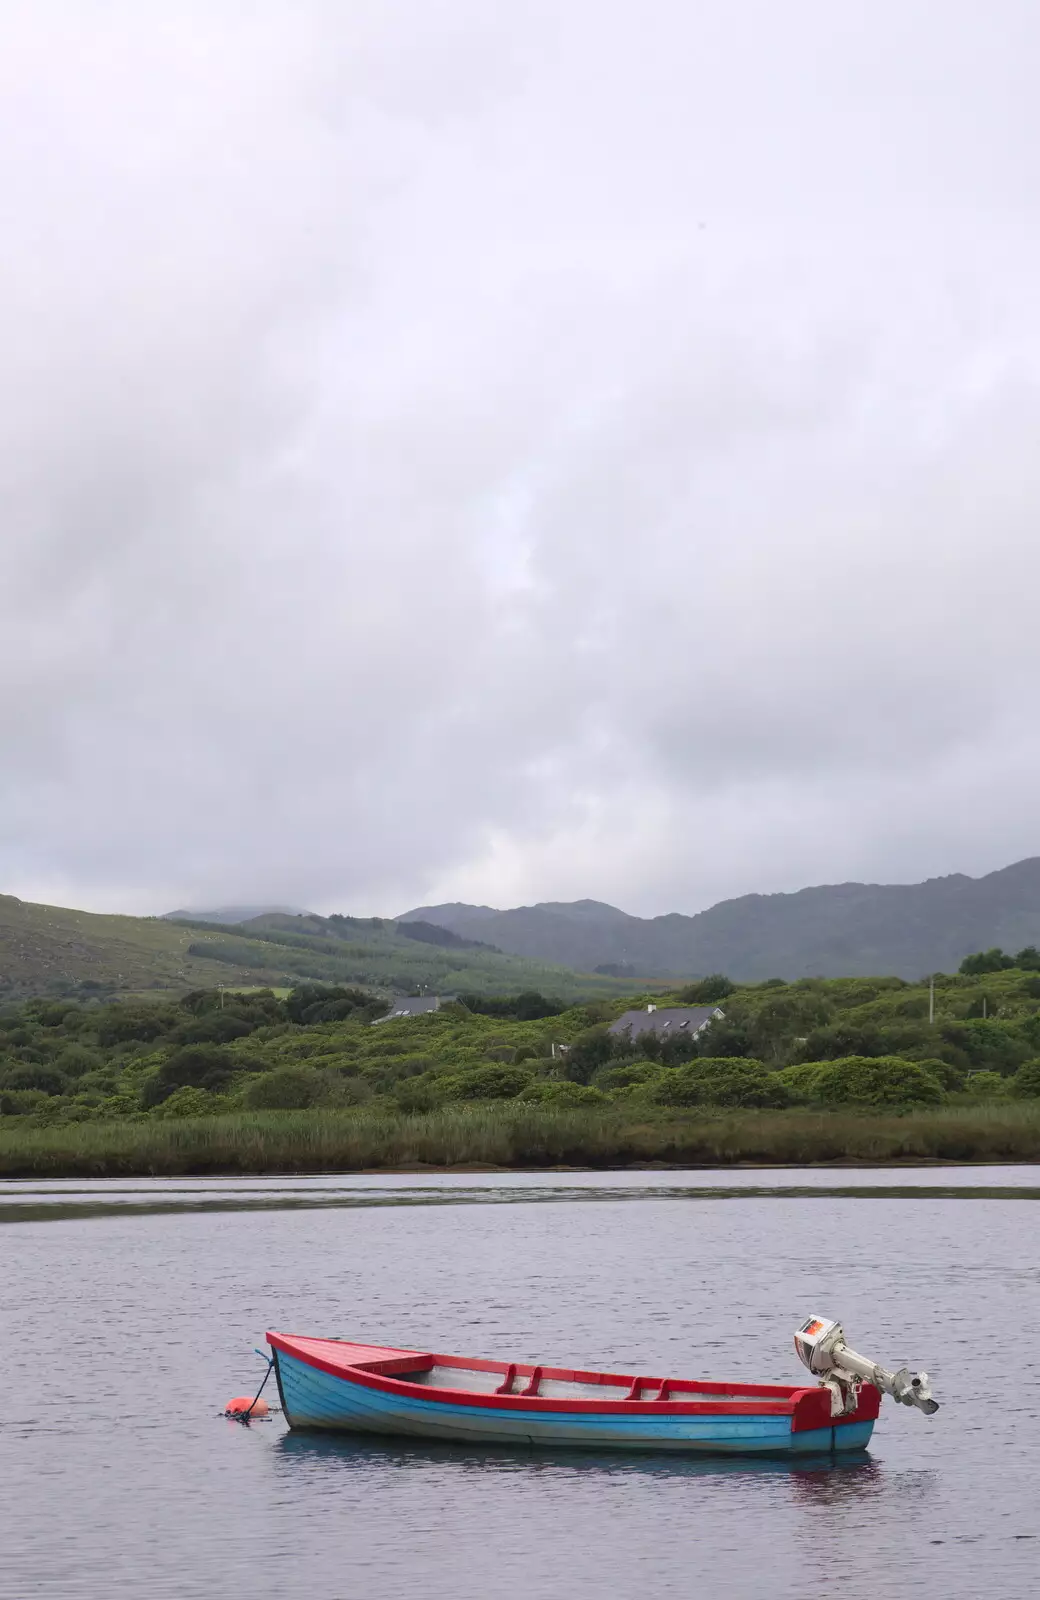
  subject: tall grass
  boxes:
[3,1102,1040,1177]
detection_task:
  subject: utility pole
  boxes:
[929,974,935,1025]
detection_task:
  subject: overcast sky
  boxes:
[3,1,1040,919]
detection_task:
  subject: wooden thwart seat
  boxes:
[494,1364,675,1401]
[494,1364,545,1396]
[622,1377,672,1401]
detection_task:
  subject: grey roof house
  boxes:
[607,1003,725,1042]
[371,995,445,1024]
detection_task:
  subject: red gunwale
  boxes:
[267,1333,879,1431]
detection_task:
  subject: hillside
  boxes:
[12,856,1040,1002]
[0,896,638,1002]
[401,858,1040,980]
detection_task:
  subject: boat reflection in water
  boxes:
[274,1426,878,1483]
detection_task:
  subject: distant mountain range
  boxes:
[7,858,1039,1001]
[399,858,1040,980]
[162,904,307,924]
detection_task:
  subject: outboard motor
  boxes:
[794,1316,939,1419]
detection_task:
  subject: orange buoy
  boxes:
[225,1396,270,1418]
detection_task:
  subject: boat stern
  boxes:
[790,1379,881,1451]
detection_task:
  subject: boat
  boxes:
[264,1316,937,1457]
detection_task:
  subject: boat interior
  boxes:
[283,1338,803,1403]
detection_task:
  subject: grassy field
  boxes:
[3,1102,1040,1178]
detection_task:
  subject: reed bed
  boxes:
[3,1101,1040,1177]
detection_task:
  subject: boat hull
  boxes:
[271,1345,876,1456]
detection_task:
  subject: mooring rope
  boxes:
[228,1352,276,1422]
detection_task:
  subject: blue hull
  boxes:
[274,1350,874,1456]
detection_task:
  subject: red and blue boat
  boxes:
[264,1317,937,1457]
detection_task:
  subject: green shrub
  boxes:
[241,1067,329,1110]
[777,1061,826,1100]
[69,1069,120,1097]
[363,1053,439,1087]
[561,1026,614,1083]
[746,993,835,1060]
[649,1058,789,1109]
[800,1022,887,1062]
[645,1068,712,1107]
[435,1000,472,1020]
[574,1001,617,1027]
[22,1094,75,1124]
[812,1056,944,1107]
[963,1071,1008,1099]
[457,991,566,1021]
[437,1065,533,1101]
[164,1014,256,1046]
[55,1045,104,1079]
[705,1063,791,1109]
[694,1056,766,1074]
[95,1004,181,1046]
[1019,1013,1040,1047]
[959,949,1015,975]
[942,1020,1029,1075]
[327,1075,374,1107]
[96,1092,140,1119]
[678,975,735,1003]
[140,1045,248,1108]
[656,1030,701,1066]
[0,1088,50,1115]
[157,1086,227,1118]
[1011,1059,1040,1099]
[0,1063,68,1096]
[593,1061,661,1091]
[27,999,80,1028]
[913,1057,965,1092]
[517,1080,607,1106]
[392,1074,442,1112]
[286,985,385,1025]
[691,1019,756,1058]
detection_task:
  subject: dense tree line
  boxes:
[959,946,1040,974]
[455,990,567,1020]
[6,965,1040,1125]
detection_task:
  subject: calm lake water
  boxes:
[4,1167,1039,1599]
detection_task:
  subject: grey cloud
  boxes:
[3,1,1040,918]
